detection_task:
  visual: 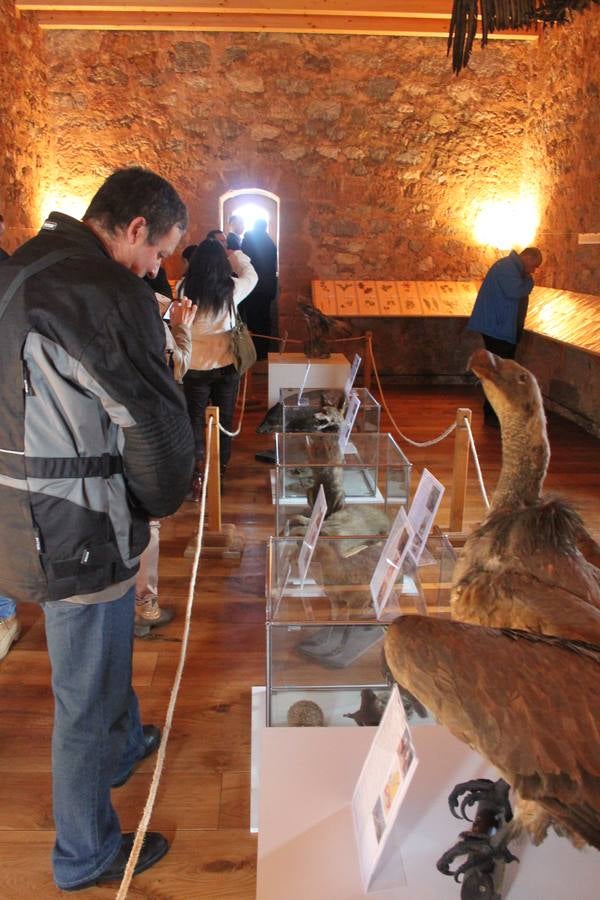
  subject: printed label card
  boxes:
[297,362,311,404]
[406,468,445,565]
[352,685,418,892]
[343,353,362,399]
[369,508,415,619]
[338,391,361,451]
[297,484,328,586]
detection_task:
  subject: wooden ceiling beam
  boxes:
[22,8,539,40]
[15,0,459,16]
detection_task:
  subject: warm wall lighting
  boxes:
[473,194,540,250]
[39,192,88,227]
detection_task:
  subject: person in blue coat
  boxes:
[468,247,542,424]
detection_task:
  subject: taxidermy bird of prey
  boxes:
[385,615,600,851]
[297,299,352,358]
[448,0,600,73]
[452,350,600,644]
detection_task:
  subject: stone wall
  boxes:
[529,12,600,295]
[3,11,599,368]
[38,21,600,332]
[0,0,48,252]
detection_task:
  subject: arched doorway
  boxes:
[220,188,280,270]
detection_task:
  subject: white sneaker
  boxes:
[0,615,20,661]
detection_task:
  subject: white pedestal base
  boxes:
[256,724,600,899]
[267,352,351,408]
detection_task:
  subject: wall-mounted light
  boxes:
[473,193,540,251]
[39,192,88,227]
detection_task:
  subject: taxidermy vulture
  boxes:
[452,349,600,645]
[385,352,600,866]
[385,616,600,851]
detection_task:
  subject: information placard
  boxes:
[352,685,418,892]
[338,391,361,451]
[406,468,445,564]
[296,362,311,405]
[369,508,415,619]
[297,484,328,584]
[344,353,362,399]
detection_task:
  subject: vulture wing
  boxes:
[384,616,600,849]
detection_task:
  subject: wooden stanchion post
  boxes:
[184,405,243,559]
[205,406,222,533]
[363,332,373,391]
[448,408,472,536]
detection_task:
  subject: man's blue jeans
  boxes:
[43,585,146,890]
[0,596,16,619]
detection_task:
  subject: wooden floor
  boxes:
[0,378,598,899]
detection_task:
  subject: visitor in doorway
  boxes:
[0,167,194,891]
[180,238,257,499]
[0,595,19,661]
[206,228,227,248]
[0,213,10,261]
[226,213,244,250]
[240,218,278,360]
[468,246,542,426]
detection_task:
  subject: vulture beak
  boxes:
[468,348,498,382]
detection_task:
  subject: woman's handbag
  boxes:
[228,304,257,374]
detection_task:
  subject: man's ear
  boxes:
[125,216,148,245]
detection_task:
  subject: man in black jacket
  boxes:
[0,168,194,890]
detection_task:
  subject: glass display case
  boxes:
[265,531,456,726]
[273,431,412,536]
[279,387,381,435]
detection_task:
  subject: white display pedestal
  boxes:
[256,725,600,900]
[267,352,351,408]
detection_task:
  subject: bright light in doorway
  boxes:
[232,202,270,233]
[473,193,540,251]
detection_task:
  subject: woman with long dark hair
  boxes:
[181,238,257,498]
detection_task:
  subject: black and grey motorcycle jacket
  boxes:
[0,212,194,604]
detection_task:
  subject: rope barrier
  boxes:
[328,334,369,344]
[367,339,458,448]
[218,368,249,438]
[249,330,301,344]
[464,416,491,510]
[115,418,214,900]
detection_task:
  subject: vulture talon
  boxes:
[437,831,518,884]
[448,778,499,821]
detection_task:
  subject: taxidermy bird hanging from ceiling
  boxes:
[448,0,600,72]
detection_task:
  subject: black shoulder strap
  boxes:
[0,249,81,324]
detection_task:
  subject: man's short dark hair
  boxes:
[206,229,225,242]
[84,167,188,243]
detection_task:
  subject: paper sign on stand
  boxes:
[296,362,311,405]
[352,685,418,893]
[338,391,362,451]
[370,508,415,619]
[297,484,328,586]
[406,468,445,565]
[344,353,362,399]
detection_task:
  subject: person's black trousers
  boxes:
[183,365,240,472]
